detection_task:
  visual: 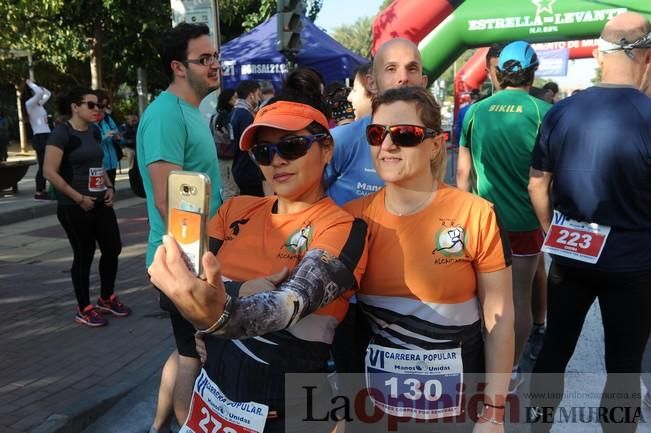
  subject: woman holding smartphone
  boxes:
[43,87,130,328]
[148,70,367,433]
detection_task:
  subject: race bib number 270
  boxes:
[541,210,611,264]
[180,369,268,433]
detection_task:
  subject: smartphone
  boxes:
[167,171,211,276]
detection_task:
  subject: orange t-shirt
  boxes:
[208,195,367,342]
[345,185,511,343]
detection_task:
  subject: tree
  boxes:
[219,0,323,43]
[329,0,391,59]
[331,16,373,58]
[0,1,324,90]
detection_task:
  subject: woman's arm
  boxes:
[25,80,43,111]
[476,266,514,427]
[43,145,95,210]
[149,234,361,339]
[102,171,114,206]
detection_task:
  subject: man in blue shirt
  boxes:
[325,38,428,205]
[528,12,651,433]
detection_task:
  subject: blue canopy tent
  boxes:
[220,14,368,91]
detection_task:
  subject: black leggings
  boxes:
[33,133,49,192]
[57,202,122,310]
[531,259,651,433]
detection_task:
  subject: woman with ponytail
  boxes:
[43,87,130,327]
[148,70,367,432]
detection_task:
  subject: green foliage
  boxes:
[0,0,323,119]
[331,16,373,58]
[220,0,323,42]
[329,0,390,59]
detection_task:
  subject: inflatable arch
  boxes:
[373,0,651,108]
[454,39,597,114]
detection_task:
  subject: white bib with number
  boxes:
[365,344,463,420]
[88,167,106,192]
[541,210,611,264]
[180,369,269,433]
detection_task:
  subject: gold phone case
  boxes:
[167,171,211,276]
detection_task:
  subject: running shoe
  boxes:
[508,366,524,394]
[75,304,107,327]
[97,294,131,317]
[529,324,546,361]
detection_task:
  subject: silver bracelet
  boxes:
[196,293,233,335]
[479,415,504,425]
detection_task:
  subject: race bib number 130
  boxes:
[541,210,611,264]
[365,344,463,420]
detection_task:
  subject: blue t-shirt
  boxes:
[98,115,121,170]
[531,84,651,271]
[137,90,223,266]
[325,116,384,205]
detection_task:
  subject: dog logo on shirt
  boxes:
[284,224,314,255]
[433,223,468,258]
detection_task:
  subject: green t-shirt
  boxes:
[460,89,550,232]
[137,90,222,266]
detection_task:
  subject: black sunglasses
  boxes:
[250,134,329,166]
[366,124,439,147]
[78,101,105,110]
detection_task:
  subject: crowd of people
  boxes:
[9,9,651,433]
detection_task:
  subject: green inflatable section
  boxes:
[420,0,651,79]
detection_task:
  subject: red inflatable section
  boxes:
[371,0,455,55]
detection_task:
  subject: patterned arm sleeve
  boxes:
[212,248,357,339]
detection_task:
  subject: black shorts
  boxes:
[158,288,199,359]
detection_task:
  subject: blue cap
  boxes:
[498,41,539,73]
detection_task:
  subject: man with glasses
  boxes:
[136,22,222,433]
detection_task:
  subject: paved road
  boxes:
[0,195,175,433]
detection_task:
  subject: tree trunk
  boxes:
[90,25,103,89]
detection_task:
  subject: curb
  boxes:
[0,181,138,226]
[28,349,169,433]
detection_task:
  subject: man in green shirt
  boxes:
[137,22,222,433]
[457,40,551,393]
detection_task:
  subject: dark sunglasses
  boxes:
[78,101,105,110]
[250,134,329,166]
[366,124,439,147]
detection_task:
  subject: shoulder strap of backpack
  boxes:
[209,113,218,132]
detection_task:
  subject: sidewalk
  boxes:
[0,150,175,433]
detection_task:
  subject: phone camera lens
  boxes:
[182,185,190,194]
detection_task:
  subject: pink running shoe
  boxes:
[97,294,131,317]
[75,304,107,327]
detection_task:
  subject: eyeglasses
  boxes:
[366,124,439,147]
[250,134,329,166]
[183,52,220,67]
[78,101,105,110]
